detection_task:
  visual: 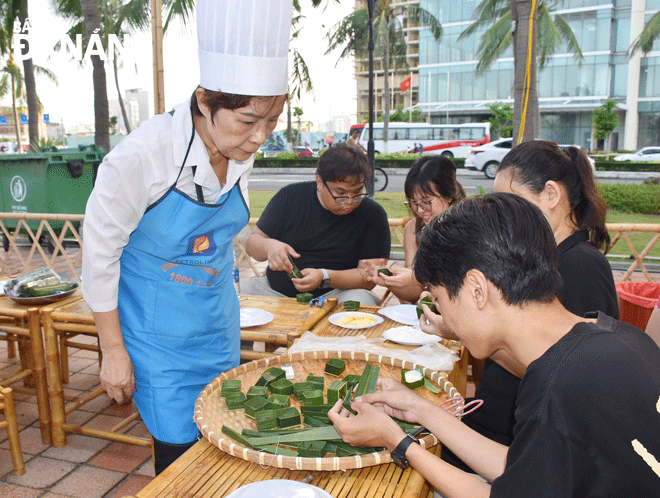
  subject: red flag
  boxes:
[400,76,412,92]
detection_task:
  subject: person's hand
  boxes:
[265,240,300,273]
[358,378,432,424]
[292,268,323,292]
[417,292,458,340]
[328,399,405,451]
[99,346,135,404]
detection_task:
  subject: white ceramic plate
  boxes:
[377,304,419,326]
[0,280,8,296]
[328,311,384,330]
[240,308,274,328]
[225,480,332,498]
[382,325,441,346]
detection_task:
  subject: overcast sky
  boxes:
[2,0,356,129]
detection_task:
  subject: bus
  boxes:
[357,122,490,158]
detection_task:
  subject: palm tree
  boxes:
[327,1,441,153]
[0,52,58,153]
[53,0,195,151]
[460,0,582,142]
[1,0,42,151]
[0,53,25,150]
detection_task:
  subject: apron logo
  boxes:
[186,232,216,257]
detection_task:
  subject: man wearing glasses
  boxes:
[243,143,391,305]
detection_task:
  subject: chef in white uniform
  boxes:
[82,0,293,474]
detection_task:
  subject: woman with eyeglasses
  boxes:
[243,142,391,305]
[368,156,465,303]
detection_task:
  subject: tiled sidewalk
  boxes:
[0,334,154,498]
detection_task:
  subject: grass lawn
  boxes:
[248,190,660,258]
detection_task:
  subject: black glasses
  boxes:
[322,180,368,204]
[404,197,438,212]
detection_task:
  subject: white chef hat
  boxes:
[197,0,293,96]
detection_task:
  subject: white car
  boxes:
[613,147,660,162]
[466,138,596,178]
[465,138,512,179]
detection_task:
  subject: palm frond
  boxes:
[114,0,151,33]
[553,13,583,63]
[289,50,313,101]
[0,74,9,98]
[474,12,512,76]
[630,10,660,54]
[537,5,562,67]
[404,5,442,41]
[51,0,83,22]
[459,0,510,40]
[325,8,369,61]
[162,0,195,32]
[34,65,59,86]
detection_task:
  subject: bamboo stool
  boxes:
[41,299,151,448]
[0,385,26,475]
[0,300,51,445]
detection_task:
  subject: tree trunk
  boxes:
[11,73,22,153]
[511,0,539,144]
[382,32,390,154]
[81,0,110,152]
[113,55,131,134]
[20,0,39,151]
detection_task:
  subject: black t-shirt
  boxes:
[443,231,621,470]
[490,314,660,497]
[257,181,391,298]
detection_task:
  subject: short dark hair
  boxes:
[497,140,610,253]
[316,142,371,183]
[414,192,562,305]
[190,87,286,125]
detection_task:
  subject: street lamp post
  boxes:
[366,0,376,197]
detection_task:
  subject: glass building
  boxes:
[376,0,660,150]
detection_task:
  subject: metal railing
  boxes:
[0,214,658,283]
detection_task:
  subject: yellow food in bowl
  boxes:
[337,314,377,327]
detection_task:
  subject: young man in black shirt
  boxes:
[329,193,660,498]
[243,143,390,304]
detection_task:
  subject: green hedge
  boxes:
[253,156,466,169]
[597,183,660,214]
[593,160,660,172]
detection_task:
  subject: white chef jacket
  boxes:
[82,98,253,313]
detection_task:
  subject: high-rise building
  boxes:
[355,0,660,149]
[354,0,422,123]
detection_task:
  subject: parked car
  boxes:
[613,147,660,162]
[293,146,316,157]
[466,138,596,178]
[465,138,513,179]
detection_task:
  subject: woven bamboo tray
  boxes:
[194,350,461,471]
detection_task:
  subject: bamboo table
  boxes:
[41,294,337,447]
[238,295,337,360]
[130,436,441,498]
[310,305,469,396]
[0,291,83,445]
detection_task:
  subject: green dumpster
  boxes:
[0,145,105,249]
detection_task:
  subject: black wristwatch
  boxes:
[390,433,420,468]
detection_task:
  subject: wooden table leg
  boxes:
[43,312,67,447]
[28,308,51,445]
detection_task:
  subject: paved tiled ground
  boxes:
[0,253,656,496]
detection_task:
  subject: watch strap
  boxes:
[390,434,420,468]
[320,268,330,288]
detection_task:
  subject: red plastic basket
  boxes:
[615,282,660,331]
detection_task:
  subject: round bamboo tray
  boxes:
[195,350,461,471]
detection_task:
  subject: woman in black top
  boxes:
[438,140,619,471]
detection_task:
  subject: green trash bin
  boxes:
[0,145,105,250]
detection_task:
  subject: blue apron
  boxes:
[117,119,248,443]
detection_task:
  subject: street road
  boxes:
[248,170,645,193]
